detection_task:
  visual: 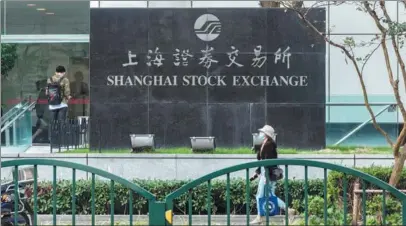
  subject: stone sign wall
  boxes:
[90,8,326,149]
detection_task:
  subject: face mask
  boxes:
[258,132,266,140]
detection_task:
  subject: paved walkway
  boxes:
[1,145,30,154]
[25,145,67,154]
[2,144,79,154]
[1,145,57,154]
[35,214,302,225]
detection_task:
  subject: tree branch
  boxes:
[361,41,382,76]
[402,0,406,9]
[286,6,394,147]
[379,1,406,156]
[365,1,406,156]
[379,0,406,117]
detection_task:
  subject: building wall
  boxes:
[0,153,397,181]
[1,1,404,147]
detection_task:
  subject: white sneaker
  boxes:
[288,208,296,215]
[250,216,264,225]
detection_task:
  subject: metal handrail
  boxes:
[1,101,30,125]
[252,103,398,106]
[1,104,29,125]
[332,104,394,146]
[1,102,35,133]
[325,102,397,106]
[0,101,397,133]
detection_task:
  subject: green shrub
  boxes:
[324,166,406,225]
[328,166,406,195]
[365,195,402,225]
[24,165,406,223]
[293,197,352,225]
[328,166,406,211]
[293,194,402,226]
[291,166,405,226]
[26,178,324,215]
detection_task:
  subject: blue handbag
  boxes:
[258,194,281,216]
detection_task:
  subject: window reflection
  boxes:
[68,57,90,118]
[1,43,89,143]
[1,1,4,34]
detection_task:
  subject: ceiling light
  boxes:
[46,12,55,15]
[27,4,36,7]
[36,8,46,11]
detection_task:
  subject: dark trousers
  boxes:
[49,107,67,147]
[50,107,67,122]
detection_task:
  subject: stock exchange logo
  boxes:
[194,14,221,42]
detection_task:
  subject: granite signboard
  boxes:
[90,8,326,149]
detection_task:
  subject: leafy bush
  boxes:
[1,44,18,77]
[322,166,406,225]
[328,166,406,196]
[291,195,352,226]
[292,194,402,226]
[328,166,406,210]
[26,179,323,215]
[365,195,402,225]
[24,165,406,225]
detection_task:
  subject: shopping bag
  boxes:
[258,195,280,216]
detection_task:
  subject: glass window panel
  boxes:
[1,43,89,143]
[1,1,5,34]
[329,1,397,34]
[326,120,398,146]
[329,35,396,96]
[5,1,89,34]
[326,33,400,146]
[192,1,259,8]
[90,1,99,8]
[148,1,191,8]
[303,1,326,8]
[99,1,147,8]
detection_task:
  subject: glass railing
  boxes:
[1,100,400,151]
[326,102,399,147]
[1,100,30,126]
[1,102,35,153]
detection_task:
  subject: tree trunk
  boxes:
[389,145,406,186]
[352,180,361,225]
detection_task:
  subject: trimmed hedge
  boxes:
[27,179,323,215]
[329,165,406,187]
[25,166,406,223]
[328,166,406,205]
[303,166,406,226]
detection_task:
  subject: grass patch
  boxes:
[61,146,393,154]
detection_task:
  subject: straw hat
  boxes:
[258,125,276,141]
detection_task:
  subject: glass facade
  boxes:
[1,1,4,34]
[1,0,404,147]
[326,1,402,146]
[2,1,89,34]
[1,43,89,143]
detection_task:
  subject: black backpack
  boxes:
[47,76,64,105]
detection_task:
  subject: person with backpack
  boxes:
[46,66,71,122]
